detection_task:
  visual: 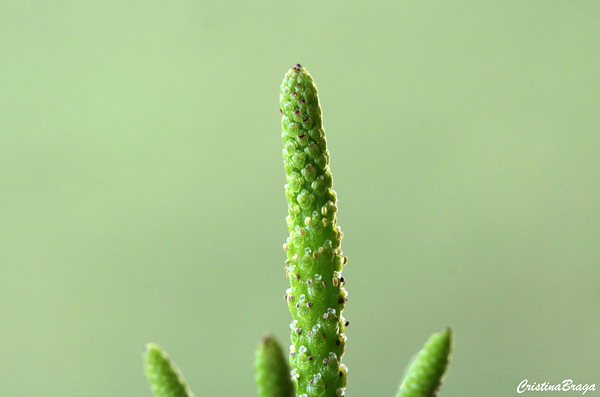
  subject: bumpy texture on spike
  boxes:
[396,328,452,397]
[254,335,295,397]
[280,64,348,397]
[143,343,195,397]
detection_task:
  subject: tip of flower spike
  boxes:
[144,342,156,350]
[262,334,271,342]
[144,342,176,358]
[428,327,452,358]
[261,333,277,345]
[291,63,304,72]
[435,327,452,344]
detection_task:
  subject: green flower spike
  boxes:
[143,343,195,397]
[254,334,295,397]
[280,64,348,397]
[396,328,452,397]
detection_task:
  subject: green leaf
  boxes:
[254,334,295,397]
[143,343,195,397]
[396,328,452,397]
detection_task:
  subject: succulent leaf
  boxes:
[281,63,348,397]
[254,334,295,397]
[396,328,452,397]
[143,343,195,397]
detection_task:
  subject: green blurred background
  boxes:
[1,1,599,396]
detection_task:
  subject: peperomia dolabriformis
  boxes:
[142,64,453,397]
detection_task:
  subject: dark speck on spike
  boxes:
[296,63,302,68]
[294,109,301,115]
[307,302,313,307]
[308,355,313,361]
[344,321,350,326]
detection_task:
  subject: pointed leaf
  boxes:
[143,343,195,397]
[396,328,452,397]
[254,334,295,397]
